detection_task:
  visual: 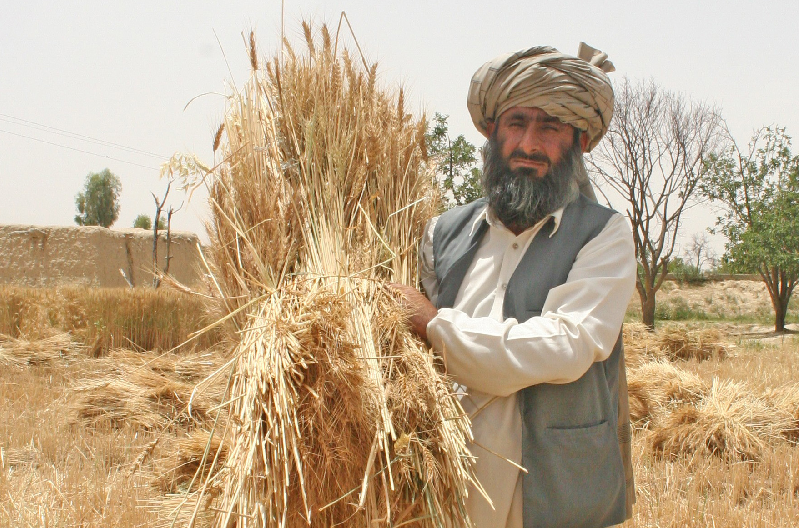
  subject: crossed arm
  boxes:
[393,213,636,397]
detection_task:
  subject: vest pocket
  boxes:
[547,418,607,433]
[529,419,626,526]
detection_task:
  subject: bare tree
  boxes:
[683,232,716,272]
[590,78,723,328]
[151,177,183,288]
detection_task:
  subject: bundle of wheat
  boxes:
[0,332,82,367]
[622,322,661,368]
[627,360,708,424]
[656,325,728,361]
[70,352,225,430]
[764,383,799,442]
[169,23,478,528]
[650,379,793,461]
[106,347,225,382]
[153,429,228,494]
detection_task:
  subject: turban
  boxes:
[467,43,615,152]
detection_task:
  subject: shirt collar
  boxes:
[469,205,566,238]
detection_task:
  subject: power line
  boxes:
[0,113,170,161]
[0,128,162,171]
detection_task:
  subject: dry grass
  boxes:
[0,339,162,526]
[626,279,783,323]
[625,433,799,527]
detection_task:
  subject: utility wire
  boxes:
[0,128,162,171]
[0,113,170,161]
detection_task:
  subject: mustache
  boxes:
[508,150,551,166]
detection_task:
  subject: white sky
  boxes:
[2,1,798,257]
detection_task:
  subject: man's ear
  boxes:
[486,120,496,137]
[579,131,590,152]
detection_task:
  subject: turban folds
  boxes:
[467,43,615,152]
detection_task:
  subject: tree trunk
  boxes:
[640,288,656,330]
[774,303,786,333]
[762,270,791,334]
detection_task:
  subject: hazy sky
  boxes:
[2,1,797,255]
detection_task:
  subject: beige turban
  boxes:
[467,43,615,152]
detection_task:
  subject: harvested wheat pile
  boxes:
[656,325,729,361]
[765,383,799,441]
[623,323,730,367]
[623,323,661,368]
[70,349,226,430]
[627,360,708,424]
[153,429,228,494]
[106,347,224,382]
[650,379,793,461]
[164,23,478,528]
[0,332,83,367]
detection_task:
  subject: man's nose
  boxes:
[517,125,543,154]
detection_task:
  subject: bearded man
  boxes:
[395,44,637,528]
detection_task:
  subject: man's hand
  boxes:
[389,283,438,342]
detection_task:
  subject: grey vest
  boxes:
[432,195,627,528]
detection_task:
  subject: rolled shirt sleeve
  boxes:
[426,213,636,397]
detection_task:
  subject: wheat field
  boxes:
[1,283,797,527]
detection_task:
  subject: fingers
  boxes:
[387,283,437,342]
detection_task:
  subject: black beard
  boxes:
[481,136,581,232]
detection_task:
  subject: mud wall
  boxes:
[0,224,203,288]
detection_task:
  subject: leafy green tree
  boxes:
[702,126,799,332]
[426,113,482,208]
[74,168,122,228]
[133,214,165,230]
[667,257,706,285]
[133,214,152,229]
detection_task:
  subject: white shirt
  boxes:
[420,205,636,528]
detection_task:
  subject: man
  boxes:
[395,44,636,528]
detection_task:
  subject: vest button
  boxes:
[512,242,519,249]
[501,283,508,290]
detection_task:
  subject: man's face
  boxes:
[481,106,589,232]
[486,107,587,178]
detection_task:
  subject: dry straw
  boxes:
[627,360,708,425]
[70,349,226,431]
[650,379,794,462]
[168,22,479,528]
[623,322,729,367]
[622,322,661,368]
[764,383,799,442]
[0,332,82,367]
[656,325,728,362]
